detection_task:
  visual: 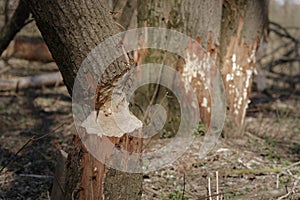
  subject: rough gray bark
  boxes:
[23,0,117,94]
[137,0,222,46]
[135,0,222,129]
[112,0,137,30]
[23,0,143,199]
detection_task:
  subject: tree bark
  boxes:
[23,0,143,199]
[110,0,137,30]
[135,0,222,130]
[136,0,268,135]
[220,0,268,135]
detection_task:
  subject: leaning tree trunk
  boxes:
[23,0,143,199]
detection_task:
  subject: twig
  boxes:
[285,26,300,30]
[19,174,53,179]
[4,0,10,24]
[208,176,212,200]
[228,168,282,176]
[24,18,35,26]
[267,57,300,72]
[182,173,186,200]
[0,136,34,174]
[277,176,300,200]
[0,121,66,174]
[33,122,66,141]
[281,161,300,173]
[269,21,299,43]
[216,171,219,200]
[257,41,293,63]
[140,51,167,151]
[143,186,161,197]
[275,161,300,179]
[277,173,280,189]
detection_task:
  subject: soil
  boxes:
[0,58,299,200]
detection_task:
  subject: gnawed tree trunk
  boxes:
[135,0,268,137]
[220,0,269,135]
[24,0,143,199]
[135,0,223,132]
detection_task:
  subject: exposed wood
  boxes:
[135,0,222,130]
[51,150,68,200]
[64,135,105,200]
[24,0,143,199]
[220,0,268,135]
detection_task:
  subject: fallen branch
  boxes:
[228,167,282,176]
[0,71,63,91]
[19,174,53,179]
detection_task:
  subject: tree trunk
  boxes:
[23,0,143,199]
[135,0,223,132]
[136,0,268,136]
[220,0,268,135]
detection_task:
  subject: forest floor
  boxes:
[0,58,299,200]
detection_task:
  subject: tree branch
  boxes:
[269,21,299,43]
[0,0,31,56]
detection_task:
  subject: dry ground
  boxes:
[1,0,300,199]
[0,57,299,200]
